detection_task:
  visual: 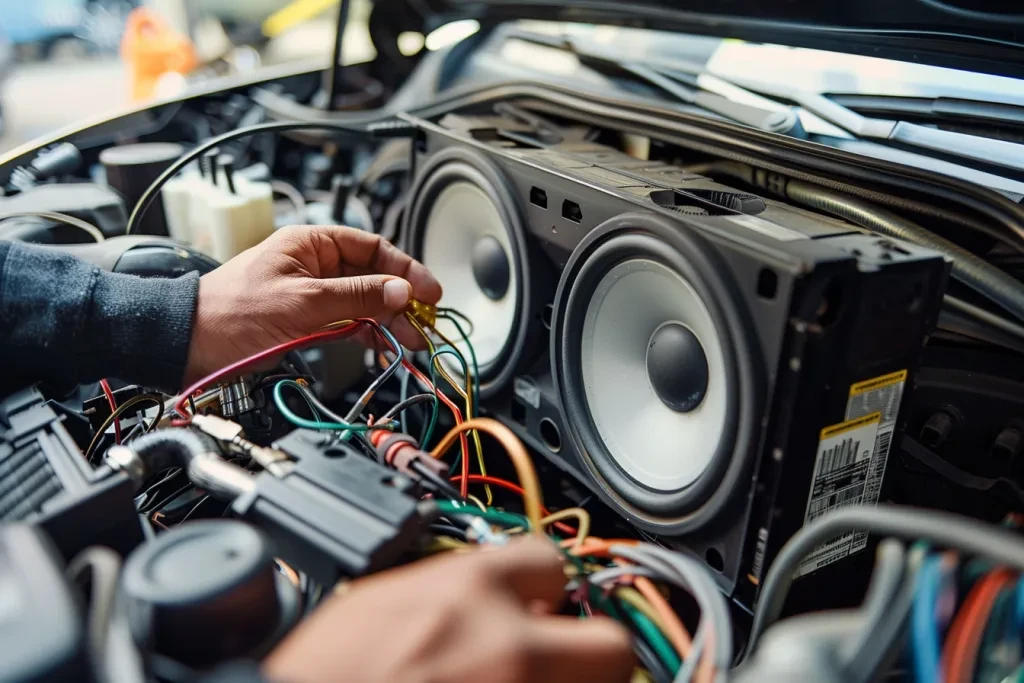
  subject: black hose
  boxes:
[127,429,216,475]
[780,178,1024,323]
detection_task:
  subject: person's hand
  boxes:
[185,225,442,384]
[263,537,635,683]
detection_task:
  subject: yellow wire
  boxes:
[616,586,672,637]
[429,321,492,505]
[466,494,488,512]
[404,313,492,505]
[539,508,591,547]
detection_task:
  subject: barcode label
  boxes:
[817,436,863,477]
[797,370,907,577]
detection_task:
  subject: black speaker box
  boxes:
[399,112,949,611]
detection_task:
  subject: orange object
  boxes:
[942,568,1014,683]
[120,9,198,102]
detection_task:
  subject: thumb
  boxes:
[314,274,412,319]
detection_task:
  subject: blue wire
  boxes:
[912,555,945,683]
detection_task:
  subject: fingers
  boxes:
[307,226,443,305]
[312,274,412,321]
[476,537,568,610]
[529,616,636,683]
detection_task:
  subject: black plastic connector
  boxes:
[231,429,428,585]
[0,387,143,560]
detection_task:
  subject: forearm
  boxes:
[0,241,199,392]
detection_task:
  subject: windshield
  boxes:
[511,20,1024,107]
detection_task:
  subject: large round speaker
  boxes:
[552,213,764,533]
[405,146,544,396]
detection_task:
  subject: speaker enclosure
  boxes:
[400,114,949,610]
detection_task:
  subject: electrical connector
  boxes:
[190,414,293,477]
[407,299,437,328]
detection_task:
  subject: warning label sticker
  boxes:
[797,370,907,577]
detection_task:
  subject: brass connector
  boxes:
[407,299,437,328]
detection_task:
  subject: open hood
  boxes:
[422,0,1024,80]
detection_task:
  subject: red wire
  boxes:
[173,322,361,419]
[942,569,1014,683]
[452,474,576,535]
[401,360,470,496]
[99,379,122,445]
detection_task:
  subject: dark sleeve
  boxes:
[0,240,200,392]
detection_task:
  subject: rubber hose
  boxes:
[782,178,1024,323]
[126,429,252,501]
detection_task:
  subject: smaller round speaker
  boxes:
[553,213,763,533]
[406,146,544,396]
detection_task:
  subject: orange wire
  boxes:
[942,569,1014,683]
[565,538,642,557]
[634,575,693,658]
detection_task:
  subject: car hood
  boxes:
[428,0,1024,80]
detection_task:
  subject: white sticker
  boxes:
[797,369,907,577]
[727,214,808,242]
[513,377,541,409]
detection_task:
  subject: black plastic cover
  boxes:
[0,387,143,560]
[0,525,91,683]
[232,430,426,585]
[122,520,297,668]
[0,183,127,237]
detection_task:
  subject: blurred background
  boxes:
[0,0,375,153]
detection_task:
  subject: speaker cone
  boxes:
[553,213,762,532]
[405,147,539,396]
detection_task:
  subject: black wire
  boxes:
[187,395,197,415]
[436,308,475,337]
[381,393,438,422]
[410,460,462,500]
[126,120,372,234]
[250,372,316,394]
[180,495,212,523]
[428,524,468,542]
[139,482,194,516]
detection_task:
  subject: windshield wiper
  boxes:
[829,95,1024,131]
[504,31,801,136]
[508,31,1024,178]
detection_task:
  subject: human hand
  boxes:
[185,225,442,384]
[263,537,635,683]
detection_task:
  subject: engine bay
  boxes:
[3,17,1024,683]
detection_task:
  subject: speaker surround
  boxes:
[554,214,762,529]
[405,146,543,397]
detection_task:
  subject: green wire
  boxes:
[273,380,375,432]
[434,500,529,528]
[619,598,683,675]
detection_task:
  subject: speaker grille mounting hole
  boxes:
[530,187,547,209]
[539,417,562,453]
[705,547,725,572]
[562,200,582,224]
[757,268,778,300]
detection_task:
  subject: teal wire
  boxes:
[434,500,529,528]
[619,599,683,675]
[273,380,374,432]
